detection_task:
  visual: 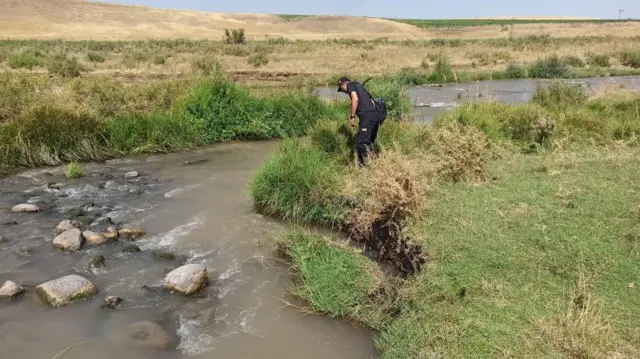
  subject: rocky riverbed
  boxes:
[0,142,375,359]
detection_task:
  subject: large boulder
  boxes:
[55,220,78,234]
[118,227,145,240]
[83,230,106,245]
[163,264,208,295]
[11,204,39,213]
[0,280,24,298]
[103,226,119,240]
[107,321,173,352]
[53,228,84,252]
[36,275,96,307]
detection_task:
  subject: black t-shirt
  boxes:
[346,82,377,116]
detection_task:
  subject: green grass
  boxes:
[7,49,47,69]
[390,18,638,28]
[64,162,84,179]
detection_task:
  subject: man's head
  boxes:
[337,77,351,93]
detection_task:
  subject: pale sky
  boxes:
[105,0,639,19]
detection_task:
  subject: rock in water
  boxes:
[0,280,24,298]
[108,321,172,352]
[83,230,106,245]
[89,255,106,270]
[11,204,39,213]
[55,220,77,234]
[103,226,119,240]
[118,227,145,240]
[102,296,123,310]
[36,275,97,307]
[121,245,141,253]
[152,250,176,261]
[164,264,208,295]
[125,171,139,178]
[53,228,84,252]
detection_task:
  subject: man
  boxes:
[337,77,381,166]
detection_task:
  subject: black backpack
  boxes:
[361,78,387,122]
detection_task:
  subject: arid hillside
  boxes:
[1,0,640,40]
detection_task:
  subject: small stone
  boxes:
[89,255,106,270]
[11,204,39,213]
[47,182,61,190]
[98,182,107,189]
[67,207,85,218]
[2,220,18,226]
[121,245,141,253]
[118,227,145,240]
[0,280,24,298]
[164,264,208,296]
[103,226,119,240]
[36,275,97,307]
[125,171,139,178]
[152,250,176,261]
[53,228,84,252]
[83,230,106,245]
[102,295,122,310]
[107,321,173,352]
[55,220,78,234]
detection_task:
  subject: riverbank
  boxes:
[251,83,640,358]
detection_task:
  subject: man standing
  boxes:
[337,77,381,167]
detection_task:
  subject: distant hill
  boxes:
[0,0,637,40]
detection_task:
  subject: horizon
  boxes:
[100,0,639,20]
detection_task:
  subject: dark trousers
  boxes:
[355,112,381,167]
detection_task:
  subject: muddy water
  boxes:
[0,142,376,359]
[314,75,640,122]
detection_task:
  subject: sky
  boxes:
[106,0,639,19]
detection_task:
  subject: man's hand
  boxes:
[349,116,356,128]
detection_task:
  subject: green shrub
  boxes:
[528,55,572,78]
[619,51,640,68]
[532,82,588,109]
[504,63,527,79]
[7,50,47,69]
[223,29,246,45]
[561,55,585,68]
[428,57,455,82]
[86,51,105,63]
[65,162,84,179]
[250,140,344,223]
[587,53,610,67]
[222,45,251,57]
[47,55,83,77]
[247,52,269,67]
[191,56,223,75]
[309,120,354,164]
[152,55,167,65]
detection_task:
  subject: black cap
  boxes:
[337,77,350,92]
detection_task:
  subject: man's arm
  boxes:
[349,91,359,123]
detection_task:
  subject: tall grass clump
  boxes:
[47,55,83,77]
[427,57,455,83]
[64,162,84,179]
[86,51,105,63]
[191,57,223,75]
[250,139,344,223]
[532,82,588,109]
[587,53,610,67]
[529,55,572,78]
[247,52,269,67]
[505,62,527,79]
[7,50,47,69]
[619,51,640,68]
[223,29,246,45]
[562,55,585,68]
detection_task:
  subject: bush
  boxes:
[86,51,105,63]
[7,50,47,69]
[428,57,455,83]
[65,162,84,179]
[587,53,610,67]
[191,57,223,75]
[247,52,269,67]
[223,29,246,45]
[152,55,167,65]
[532,82,588,109]
[562,55,585,68]
[504,63,527,79]
[47,55,83,77]
[619,51,640,68]
[528,55,572,78]
[250,140,344,223]
[222,45,251,57]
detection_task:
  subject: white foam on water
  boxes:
[177,314,216,356]
[137,212,204,250]
[163,184,201,198]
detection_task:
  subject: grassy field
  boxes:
[1,37,640,85]
[392,18,638,28]
[251,83,640,358]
